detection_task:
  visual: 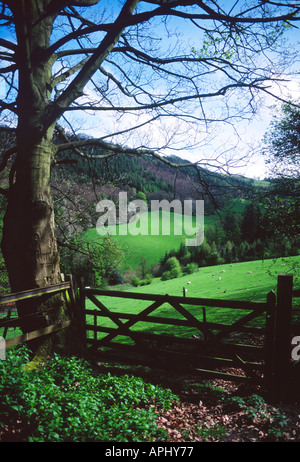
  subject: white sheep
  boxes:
[218,277,221,280]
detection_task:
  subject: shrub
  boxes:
[140,274,153,285]
[161,270,175,281]
[161,257,181,280]
[0,345,178,442]
[131,274,153,286]
[131,276,141,287]
[183,263,198,275]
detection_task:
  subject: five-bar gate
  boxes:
[81,275,300,398]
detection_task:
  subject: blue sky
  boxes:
[1,1,300,179]
[65,1,300,179]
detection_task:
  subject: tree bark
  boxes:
[1,0,69,353]
[1,132,70,354]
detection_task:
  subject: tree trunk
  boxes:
[1,1,69,354]
[1,131,69,353]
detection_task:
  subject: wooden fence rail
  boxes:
[0,279,74,349]
[0,281,72,306]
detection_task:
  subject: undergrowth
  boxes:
[0,345,178,442]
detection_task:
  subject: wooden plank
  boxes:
[0,305,57,328]
[0,282,71,305]
[82,288,266,311]
[85,308,265,335]
[85,308,192,327]
[213,305,266,341]
[88,295,167,349]
[86,324,264,358]
[273,274,293,401]
[78,277,87,349]
[65,274,76,304]
[5,320,71,348]
[264,290,276,389]
[83,289,166,302]
[87,294,147,347]
[2,309,12,339]
[233,354,260,379]
[87,338,263,370]
[93,310,97,343]
[167,298,215,340]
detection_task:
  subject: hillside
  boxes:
[111,256,300,302]
[0,128,298,292]
[53,144,261,213]
[0,125,269,218]
[47,134,299,286]
[84,210,218,272]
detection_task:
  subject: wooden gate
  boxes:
[81,274,299,397]
[82,289,272,385]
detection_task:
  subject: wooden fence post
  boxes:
[79,277,87,352]
[273,274,293,401]
[68,276,86,353]
[93,309,98,344]
[66,274,76,305]
[64,274,86,354]
[264,290,276,394]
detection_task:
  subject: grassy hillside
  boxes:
[85,256,300,342]
[127,256,299,300]
[89,256,300,302]
[83,210,219,272]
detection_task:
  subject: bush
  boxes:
[161,257,181,280]
[0,345,178,442]
[161,270,175,281]
[131,274,153,287]
[131,276,141,287]
[182,263,198,275]
[140,274,153,285]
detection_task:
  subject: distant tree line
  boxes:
[155,201,300,282]
[53,131,257,214]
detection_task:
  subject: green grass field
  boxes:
[85,210,219,271]
[85,255,300,342]
[83,199,254,273]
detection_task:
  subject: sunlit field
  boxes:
[85,256,300,342]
